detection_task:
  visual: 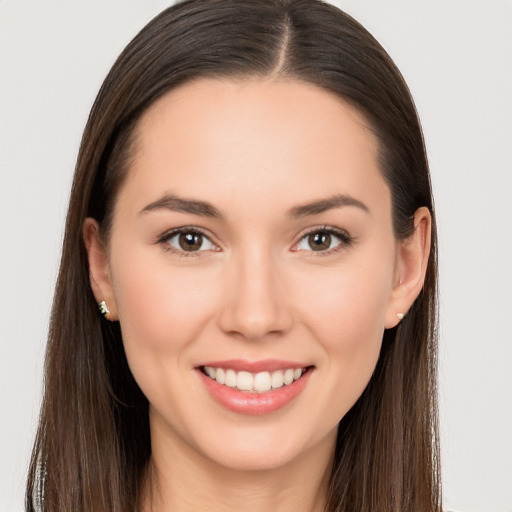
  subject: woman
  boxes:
[26,0,440,511]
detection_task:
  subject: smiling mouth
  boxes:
[200,366,313,394]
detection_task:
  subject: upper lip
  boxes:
[197,359,310,373]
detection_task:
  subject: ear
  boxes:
[83,218,118,321]
[385,207,431,329]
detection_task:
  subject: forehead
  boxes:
[120,78,389,220]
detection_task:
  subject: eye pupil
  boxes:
[179,232,202,251]
[309,232,331,251]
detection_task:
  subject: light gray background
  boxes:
[1,1,511,511]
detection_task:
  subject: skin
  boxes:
[84,78,431,512]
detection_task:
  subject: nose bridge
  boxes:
[218,242,292,340]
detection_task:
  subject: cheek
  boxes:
[299,258,392,340]
[293,257,393,407]
[110,248,220,371]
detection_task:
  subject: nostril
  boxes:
[217,301,294,341]
[216,262,294,339]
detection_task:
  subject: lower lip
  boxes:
[197,368,313,416]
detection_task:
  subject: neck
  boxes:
[142,421,336,512]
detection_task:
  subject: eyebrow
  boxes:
[139,192,369,219]
[287,194,369,218]
[140,194,223,218]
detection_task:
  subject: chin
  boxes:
[192,422,334,474]
[205,445,302,473]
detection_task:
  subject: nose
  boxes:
[217,247,293,341]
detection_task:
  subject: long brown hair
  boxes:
[26,1,440,511]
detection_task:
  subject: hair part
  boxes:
[27,1,440,511]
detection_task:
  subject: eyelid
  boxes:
[156,225,220,256]
[292,225,353,255]
[155,224,353,257]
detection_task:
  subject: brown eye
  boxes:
[178,232,203,251]
[308,232,332,251]
[294,228,351,254]
[164,229,216,253]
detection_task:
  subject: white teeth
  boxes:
[203,366,305,393]
[225,369,237,387]
[253,371,272,392]
[271,370,284,389]
[283,369,294,385]
[237,371,253,391]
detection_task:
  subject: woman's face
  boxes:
[92,78,411,471]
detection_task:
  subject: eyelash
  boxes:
[294,225,354,256]
[157,226,217,257]
[156,225,353,257]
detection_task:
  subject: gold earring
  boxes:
[396,312,404,320]
[98,300,110,316]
